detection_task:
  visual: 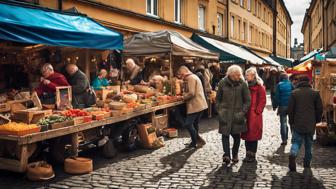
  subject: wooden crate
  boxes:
[137,123,157,148]
[152,114,168,130]
[50,120,74,130]
[12,109,52,124]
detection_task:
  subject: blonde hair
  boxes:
[99,69,107,76]
[245,67,264,85]
[226,65,244,80]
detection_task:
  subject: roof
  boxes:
[0,2,123,50]
[301,0,317,33]
[123,30,219,60]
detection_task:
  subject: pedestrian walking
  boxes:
[241,67,266,163]
[273,73,293,145]
[216,65,251,165]
[177,66,208,149]
[287,75,323,172]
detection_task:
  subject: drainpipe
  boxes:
[58,0,62,11]
[273,0,277,56]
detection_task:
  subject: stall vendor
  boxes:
[34,63,70,104]
[92,69,110,90]
[124,58,144,85]
[141,75,168,92]
[66,64,90,108]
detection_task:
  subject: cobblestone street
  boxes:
[1,97,336,189]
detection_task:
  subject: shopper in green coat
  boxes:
[216,65,251,165]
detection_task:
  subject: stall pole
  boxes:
[85,49,90,81]
[169,53,173,80]
[70,133,79,157]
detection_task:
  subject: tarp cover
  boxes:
[191,34,266,65]
[269,55,293,67]
[0,3,123,50]
[123,30,219,60]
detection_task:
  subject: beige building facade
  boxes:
[302,0,336,54]
[17,0,291,59]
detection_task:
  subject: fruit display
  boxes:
[0,122,40,136]
[0,122,38,131]
[61,109,90,117]
[38,115,73,126]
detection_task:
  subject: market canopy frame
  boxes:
[0,2,123,50]
[123,30,219,60]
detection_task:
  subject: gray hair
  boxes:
[41,63,53,72]
[226,65,244,80]
[245,67,264,85]
[177,65,191,75]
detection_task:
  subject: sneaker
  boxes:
[288,155,296,172]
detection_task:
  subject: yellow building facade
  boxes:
[21,0,291,59]
[302,0,336,54]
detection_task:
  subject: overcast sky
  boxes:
[283,0,311,47]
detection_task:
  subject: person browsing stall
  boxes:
[92,69,109,90]
[124,58,144,85]
[65,64,90,108]
[34,63,69,104]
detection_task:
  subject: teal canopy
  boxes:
[269,55,293,67]
[0,3,123,50]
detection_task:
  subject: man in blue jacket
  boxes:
[273,73,293,145]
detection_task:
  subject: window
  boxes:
[249,25,252,43]
[147,0,158,16]
[174,0,182,23]
[258,2,261,17]
[247,0,251,11]
[198,5,206,30]
[263,8,266,21]
[231,16,235,38]
[240,0,244,7]
[238,19,241,40]
[242,22,246,41]
[254,0,257,15]
[217,13,223,36]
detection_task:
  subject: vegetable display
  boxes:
[61,109,90,117]
[38,115,72,126]
[0,122,38,131]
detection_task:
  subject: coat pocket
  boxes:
[217,109,228,124]
[233,112,246,125]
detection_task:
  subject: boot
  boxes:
[197,134,206,146]
[304,161,311,168]
[243,151,252,162]
[288,155,296,172]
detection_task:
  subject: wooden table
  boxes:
[0,101,184,172]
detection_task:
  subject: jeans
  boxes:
[290,130,313,163]
[184,111,202,146]
[222,134,241,159]
[245,141,258,153]
[278,106,289,142]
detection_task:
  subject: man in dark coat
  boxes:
[287,74,323,172]
[66,64,90,108]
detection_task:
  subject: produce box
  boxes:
[110,110,122,117]
[92,114,104,121]
[0,103,10,113]
[73,117,85,125]
[153,114,168,130]
[137,123,158,148]
[50,120,74,130]
[0,122,40,136]
[12,109,52,124]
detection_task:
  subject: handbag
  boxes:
[85,86,97,107]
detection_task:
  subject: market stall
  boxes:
[0,3,189,175]
[312,58,336,145]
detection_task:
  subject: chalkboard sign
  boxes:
[56,86,72,110]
